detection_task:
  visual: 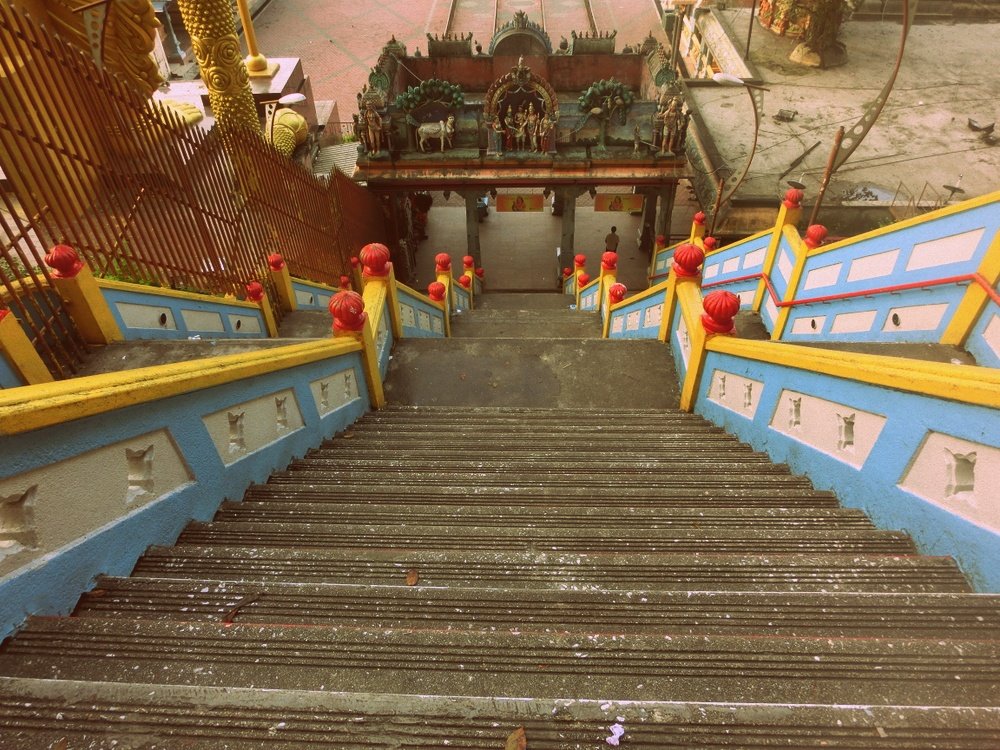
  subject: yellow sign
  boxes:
[595,194,644,212]
[496,194,544,212]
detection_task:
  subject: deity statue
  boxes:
[488,113,505,157]
[538,112,556,152]
[513,105,528,151]
[362,103,384,155]
[503,105,517,150]
[655,96,686,155]
[526,102,540,151]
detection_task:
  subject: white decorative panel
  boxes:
[400,303,416,329]
[294,290,316,306]
[316,293,332,308]
[227,314,262,334]
[611,316,625,334]
[676,315,690,367]
[643,304,663,328]
[981,314,1000,359]
[707,369,763,419]
[431,316,444,334]
[882,303,949,332]
[830,310,877,334]
[703,263,720,280]
[900,432,1000,533]
[769,390,886,468]
[738,289,755,306]
[0,430,192,577]
[180,309,224,332]
[626,311,641,331]
[722,257,740,274]
[847,249,899,282]
[417,310,431,331]
[743,247,766,269]
[203,389,303,465]
[764,296,778,326]
[116,302,176,330]
[777,249,794,284]
[906,228,985,271]
[803,263,842,290]
[791,316,826,334]
[310,370,360,416]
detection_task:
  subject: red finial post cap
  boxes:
[672,243,705,277]
[655,234,666,248]
[44,244,84,278]
[701,290,741,334]
[562,267,572,278]
[702,236,718,252]
[245,280,264,302]
[601,251,618,271]
[359,242,391,277]
[475,267,485,279]
[783,188,804,209]
[339,275,351,289]
[609,282,627,304]
[805,224,828,249]
[350,256,360,268]
[458,275,471,288]
[693,211,706,226]
[578,272,591,286]
[267,253,285,271]
[329,290,367,332]
[462,255,475,269]
[434,253,451,272]
[427,281,446,301]
[574,254,587,268]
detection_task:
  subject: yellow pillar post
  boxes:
[941,229,1000,347]
[245,281,279,337]
[752,188,804,313]
[461,255,476,310]
[678,285,741,412]
[330,290,385,409]
[43,245,122,345]
[234,0,278,77]
[267,253,297,312]
[689,211,707,242]
[359,242,402,340]
[771,224,827,341]
[0,310,53,385]
[598,251,618,318]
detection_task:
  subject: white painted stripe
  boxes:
[984,314,1000,360]
[722,257,740,274]
[881,302,949,332]
[830,310,877,334]
[847,248,899,282]
[737,289,755,306]
[906,227,985,271]
[703,263,720,279]
[790,315,825,334]
[803,262,842,290]
[743,247,766,269]
[777,249,794,284]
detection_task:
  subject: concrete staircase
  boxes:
[1,293,998,746]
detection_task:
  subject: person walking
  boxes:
[604,226,620,253]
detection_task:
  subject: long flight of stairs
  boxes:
[1,292,998,746]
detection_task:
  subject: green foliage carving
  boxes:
[578,78,634,124]
[394,79,465,112]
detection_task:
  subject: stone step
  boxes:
[3,619,997,705]
[75,578,1000,638]
[310,443,763,459]
[214,501,874,530]
[476,292,580,310]
[176,521,912,554]
[131,547,971,592]
[246,483,839,507]
[2,677,996,748]
[451,309,601,339]
[285,458,793,476]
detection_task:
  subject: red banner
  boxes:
[595,194,645,212]
[495,194,545,212]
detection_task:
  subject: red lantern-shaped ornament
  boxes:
[783,188,804,209]
[462,255,475,269]
[672,243,705,278]
[655,234,666,250]
[245,280,264,302]
[601,252,618,271]
[609,283,627,304]
[350,256,360,269]
[339,275,351,290]
[44,244,84,279]
[329,290,367,332]
[475,267,485,279]
[578,272,591,287]
[693,211,706,227]
[562,267,572,278]
[458,275,471,288]
[574,254,587,269]
[804,224,828,250]
[701,290,741,334]
[435,253,451,272]
[702,236,718,252]
[359,242,391,277]
[427,282,446,301]
[267,253,285,272]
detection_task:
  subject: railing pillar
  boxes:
[599,251,618,316]
[427,281,451,336]
[434,253,453,315]
[330,290,385,409]
[360,242,402,339]
[267,253,297,312]
[602,282,627,338]
[573,254,587,308]
[941,230,1000,347]
[43,244,123,345]
[244,281,279,337]
[689,211,707,242]
[771,223,826,340]
[753,188,803,314]
[0,308,53,385]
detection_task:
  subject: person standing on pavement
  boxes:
[604,226,620,253]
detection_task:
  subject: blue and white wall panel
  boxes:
[579,282,600,312]
[760,234,796,333]
[0,350,369,640]
[966,288,1000,368]
[101,287,266,340]
[453,285,471,312]
[291,279,335,311]
[782,204,997,343]
[397,288,446,339]
[696,353,1000,592]
[669,298,689,384]
[650,247,675,281]
[375,297,394,379]
[701,233,770,309]
[607,294,664,340]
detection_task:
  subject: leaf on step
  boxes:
[405,568,420,586]
[459,373,467,380]
[505,726,527,750]
[50,739,68,750]
[88,589,107,598]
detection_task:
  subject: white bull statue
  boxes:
[417,115,455,153]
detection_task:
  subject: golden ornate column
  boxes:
[176,0,260,133]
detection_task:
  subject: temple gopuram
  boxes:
[350,12,692,272]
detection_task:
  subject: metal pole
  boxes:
[808,126,845,227]
[744,0,756,60]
